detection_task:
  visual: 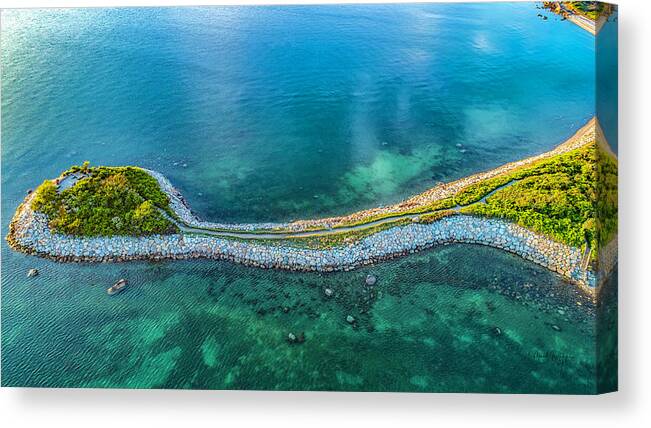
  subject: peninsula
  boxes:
[542,1,616,35]
[7,118,617,293]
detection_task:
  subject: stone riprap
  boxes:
[146,170,291,232]
[8,192,596,291]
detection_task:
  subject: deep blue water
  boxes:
[2,3,595,222]
[1,4,605,392]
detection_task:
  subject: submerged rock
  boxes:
[492,326,502,336]
[287,332,305,344]
[27,268,39,278]
[551,324,562,332]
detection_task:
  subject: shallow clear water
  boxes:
[1,3,607,392]
[2,245,598,392]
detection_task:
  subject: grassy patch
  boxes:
[31,163,178,237]
[595,144,618,248]
[337,197,456,228]
[453,175,513,206]
[460,143,617,253]
[285,218,414,249]
[419,210,456,224]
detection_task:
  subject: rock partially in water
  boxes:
[324,288,333,297]
[287,332,305,344]
[365,274,377,286]
[27,268,39,278]
[492,326,502,336]
[551,324,562,332]
[346,315,355,324]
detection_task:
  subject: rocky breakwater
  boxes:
[7,192,597,292]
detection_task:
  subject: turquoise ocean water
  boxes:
[2,3,613,392]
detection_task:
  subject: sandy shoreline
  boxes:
[152,118,597,233]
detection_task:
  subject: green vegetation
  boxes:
[287,218,415,249]
[459,143,617,254]
[543,1,615,21]
[337,198,456,228]
[419,210,455,224]
[453,175,512,206]
[330,143,616,255]
[595,144,618,248]
[31,163,177,237]
[565,1,611,20]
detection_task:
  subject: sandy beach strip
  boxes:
[153,117,597,234]
[275,117,598,232]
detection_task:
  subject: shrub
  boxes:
[460,143,617,252]
[30,164,177,237]
[31,180,59,217]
